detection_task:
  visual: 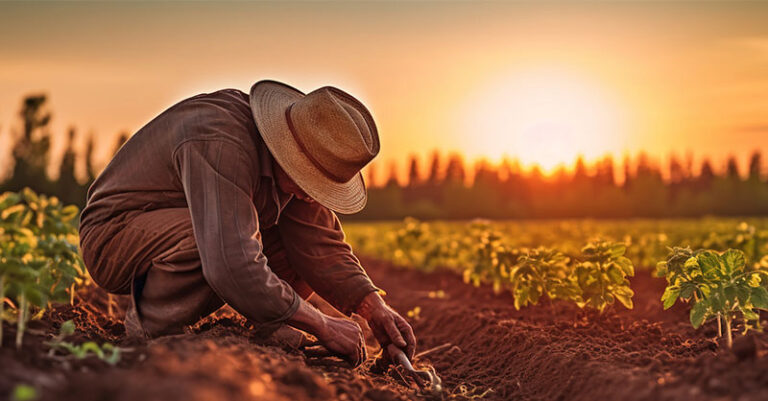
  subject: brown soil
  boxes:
[2,257,768,401]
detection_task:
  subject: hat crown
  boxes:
[287,87,380,183]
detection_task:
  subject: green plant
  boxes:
[573,241,635,313]
[11,384,38,401]
[509,247,579,310]
[657,247,768,348]
[46,319,122,365]
[0,188,85,348]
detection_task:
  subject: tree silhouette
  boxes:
[406,155,421,188]
[748,151,762,182]
[3,95,53,194]
[427,150,441,185]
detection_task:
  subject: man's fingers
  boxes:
[396,316,417,359]
[384,317,407,348]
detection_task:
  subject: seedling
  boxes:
[658,247,768,348]
[46,319,122,365]
[509,247,578,310]
[0,188,85,348]
[11,384,38,401]
[574,241,635,312]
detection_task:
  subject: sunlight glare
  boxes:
[461,68,627,172]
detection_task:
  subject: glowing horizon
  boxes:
[1,2,768,184]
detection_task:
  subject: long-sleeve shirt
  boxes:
[79,88,378,329]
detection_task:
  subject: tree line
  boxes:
[0,95,127,207]
[2,94,766,220]
[354,150,768,220]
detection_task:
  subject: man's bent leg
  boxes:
[92,208,224,338]
[124,211,316,338]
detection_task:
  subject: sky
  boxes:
[1,1,768,183]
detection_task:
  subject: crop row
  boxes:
[345,218,768,347]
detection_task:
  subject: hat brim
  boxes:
[250,80,367,214]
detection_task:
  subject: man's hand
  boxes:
[287,299,366,367]
[315,315,367,367]
[357,292,416,360]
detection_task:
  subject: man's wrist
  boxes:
[287,299,328,338]
[356,291,387,320]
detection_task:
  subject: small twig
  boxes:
[415,342,461,360]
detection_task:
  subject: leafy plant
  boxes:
[46,319,122,365]
[573,241,635,312]
[0,188,85,348]
[657,247,768,348]
[509,247,578,310]
[464,229,520,292]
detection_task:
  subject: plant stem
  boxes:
[15,294,27,349]
[725,316,733,349]
[717,312,722,337]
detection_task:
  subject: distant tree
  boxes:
[594,156,616,186]
[444,154,466,186]
[471,160,496,187]
[426,150,442,185]
[385,160,399,188]
[698,159,715,189]
[84,133,97,183]
[622,154,632,188]
[406,154,421,187]
[56,127,80,206]
[725,156,740,180]
[3,95,52,193]
[748,151,762,182]
[669,154,685,184]
[573,156,588,184]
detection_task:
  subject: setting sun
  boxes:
[460,68,628,171]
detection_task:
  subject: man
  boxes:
[79,80,415,367]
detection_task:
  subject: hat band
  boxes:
[285,104,349,183]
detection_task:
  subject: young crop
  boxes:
[463,228,520,291]
[0,188,85,348]
[509,247,579,310]
[47,320,121,365]
[573,241,635,313]
[657,247,768,348]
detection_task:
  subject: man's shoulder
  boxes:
[178,88,251,116]
[166,88,259,149]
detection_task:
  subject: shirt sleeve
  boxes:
[277,199,379,315]
[173,139,300,335]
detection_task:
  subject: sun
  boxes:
[460,68,627,172]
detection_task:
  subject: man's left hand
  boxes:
[356,292,416,360]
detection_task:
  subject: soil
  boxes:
[2,257,768,401]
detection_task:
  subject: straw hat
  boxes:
[250,80,380,214]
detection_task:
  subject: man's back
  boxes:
[80,89,257,232]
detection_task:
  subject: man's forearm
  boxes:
[286,298,327,335]
[355,291,387,319]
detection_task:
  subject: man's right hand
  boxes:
[287,299,366,367]
[315,315,366,367]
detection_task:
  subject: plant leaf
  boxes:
[661,286,680,310]
[751,286,768,309]
[690,300,708,329]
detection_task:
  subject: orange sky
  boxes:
[1,2,768,182]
